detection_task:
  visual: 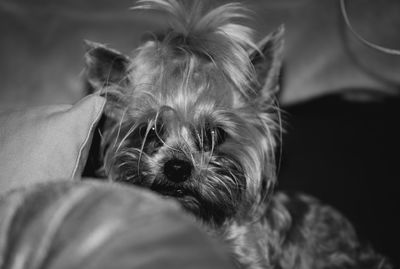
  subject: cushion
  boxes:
[0,180,234,269]
[0,94,105,193]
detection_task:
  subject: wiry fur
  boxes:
[84,1,393,268]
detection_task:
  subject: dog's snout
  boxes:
[164,159,192,183]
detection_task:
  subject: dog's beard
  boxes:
[107,143,247,226]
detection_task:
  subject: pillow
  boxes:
[0,94,105,193]
[0,180,235,269]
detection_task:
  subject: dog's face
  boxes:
[85,1,283,226]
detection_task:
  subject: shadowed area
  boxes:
[279,94,400,265]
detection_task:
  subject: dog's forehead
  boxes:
[128,44,240,116]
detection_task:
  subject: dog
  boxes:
[84,1,393,268]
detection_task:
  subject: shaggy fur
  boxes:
[84,1,393,268]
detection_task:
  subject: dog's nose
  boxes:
[164,159,192,183]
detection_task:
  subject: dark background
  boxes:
[1,0,399,265]
[279,93,400,264]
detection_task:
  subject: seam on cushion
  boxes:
[70,97,106,180]
[0,193,27,267]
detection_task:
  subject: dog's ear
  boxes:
[84,41,131,121]
[248,25,284,107]
[84,40,130,93]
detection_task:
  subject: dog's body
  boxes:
[217,192,391,269]
[84,1,392,268]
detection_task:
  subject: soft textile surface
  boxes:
[0,180,234,269]
[0,94,105,193]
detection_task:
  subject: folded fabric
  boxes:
[0,95,105,193]
[0,180,234,269]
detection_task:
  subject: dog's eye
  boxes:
[212,127,227,146]
[201,126,227,151]
[139,124,150,139]
[139,124,163,144]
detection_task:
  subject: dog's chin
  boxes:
[113,168,242,225]
[150,183,237,226]
[150,185,201,213]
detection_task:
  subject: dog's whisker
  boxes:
[205,173,236,201]
[113,109,129,152]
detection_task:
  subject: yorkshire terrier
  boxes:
[84,0,393,268]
